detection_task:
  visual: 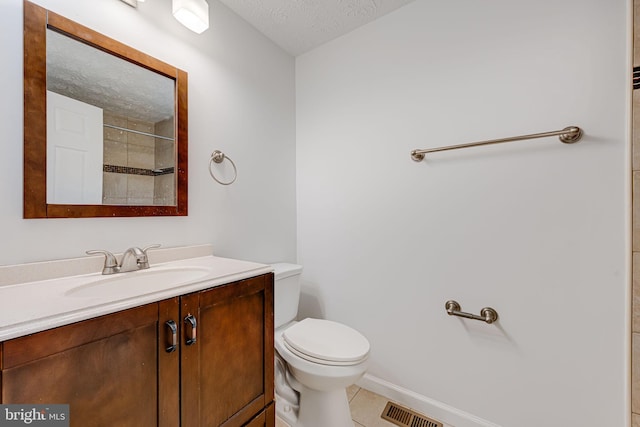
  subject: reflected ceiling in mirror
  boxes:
[23,0,188,218]
[47,30,175,124]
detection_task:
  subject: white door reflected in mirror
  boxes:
[46,91,103,205]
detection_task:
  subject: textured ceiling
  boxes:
[218,0,418,56]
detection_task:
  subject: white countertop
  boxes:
[0,255,273,342]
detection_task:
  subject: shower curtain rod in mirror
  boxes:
[410,126,583,162]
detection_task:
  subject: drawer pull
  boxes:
[184,314,197,346]
[165,320,177,353]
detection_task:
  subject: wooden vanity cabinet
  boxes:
[0,273,274,427]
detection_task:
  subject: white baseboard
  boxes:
[356,373,502,427]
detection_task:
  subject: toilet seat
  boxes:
[282,318,370,366]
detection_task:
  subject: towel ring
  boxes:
[208,150,237,185]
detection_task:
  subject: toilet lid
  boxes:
[282,318,370,364]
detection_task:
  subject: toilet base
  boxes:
[281,385,352,427]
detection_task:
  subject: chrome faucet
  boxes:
[86,244,161,275]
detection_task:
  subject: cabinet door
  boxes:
[181,273,274,427]
[1,303,175,427]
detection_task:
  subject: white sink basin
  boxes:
[65,266,211,298]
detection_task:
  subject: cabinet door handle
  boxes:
[165,320,177,353]
[184,314,197,346]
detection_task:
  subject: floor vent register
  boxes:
[381,401,443,427]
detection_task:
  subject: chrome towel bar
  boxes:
[411,126,583,161]
[445,300,498,324]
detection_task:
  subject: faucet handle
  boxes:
[86,250,119,275]
[142,244,161,254]
[138,244,161,269]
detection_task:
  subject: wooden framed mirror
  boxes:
[23,0,188,218]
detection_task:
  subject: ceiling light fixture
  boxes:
[172,0,209,34]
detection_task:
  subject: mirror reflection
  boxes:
[46,29,176,206]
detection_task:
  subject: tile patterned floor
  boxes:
[275,385,397,427]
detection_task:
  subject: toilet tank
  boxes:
[272,263,303,329]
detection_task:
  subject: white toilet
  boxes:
[273,263,370,427]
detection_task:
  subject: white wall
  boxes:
[296,1,629,426]
[0,0,296,266]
